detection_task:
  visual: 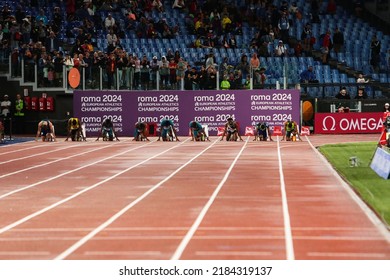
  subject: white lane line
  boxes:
[54,138,219,260]
[0,143,93,165]
[276,136,295,260]
[2,234,385,242]
[195,251,273,256]
[0,251,51,256]
[307,252,387,258]
[0,143,52,155]
[0,140,130,179]
[0,140,39,150]
[170,137,249,260]
[305,136,390,243]
[84,251,162,256]
[0,141,139,200]
[0,139,174,235]
[9,226,378,233]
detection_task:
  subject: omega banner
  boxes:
[315,112,384,134]
[73,89,300,137]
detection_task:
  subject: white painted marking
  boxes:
[0,251,50,256]
[305,136,390,243]
[171,137,250,260]
[307,252,386,258]
[195,251,273,256]
[276,135,295,260]
[54,138,218,260]
[84,251,162,256]
[0,143,49,155]
[0,140,129,179]
[0,144,81,165]
[0,140,142,200]
[0,140,179,236]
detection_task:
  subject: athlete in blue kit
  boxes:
[158,118,179,141]
[189,120,208,141]
[254,122,273,141]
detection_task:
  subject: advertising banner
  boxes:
[314,112,384,134]
[370,147,390,179]
[74,89,300,137]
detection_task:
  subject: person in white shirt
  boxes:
[274,40,287,57]
[1,94,11,117]
[104,13,116,31]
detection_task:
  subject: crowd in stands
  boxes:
[0,0,388,93]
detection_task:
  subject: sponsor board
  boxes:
[314,112,384,134]
[74,90,300,137]
[370,147,390,179]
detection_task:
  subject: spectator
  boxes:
[277,12,290,44]
[104,13,116,31]
[335,87,351,99]
[221,14,232,34]
[1,94,11,117]
[205,52,216,70]
[384,103,390,113]
[274,40,287,57]
[21,17,31,45]
[159,56,170,89]
[332,27,344,54]
[133,54,141,89]
[235,54,250,81]
[220,75,230,90]
[36,9,48,26]
[300,66,319,83]
[152,0,164,12]
[168,57,177,89]
[301,23,313,55]
[172,0,184,9]
[14,93,24,122]
[176,57,187,86]
[150,55,160,89]
[321,30,332,63]
[294,40,303,57]
[254,67,267,88]
[107,28,118,51]
[228,34,237,49]
[356,73,369,88]
[106,52,116,89]
[250,52,260,72]
[45,31,60,53]
[140,54,150,90]
[355,88,368,99]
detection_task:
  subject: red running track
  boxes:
[0,135,389,260]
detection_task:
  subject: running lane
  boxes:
[280,138,390,260]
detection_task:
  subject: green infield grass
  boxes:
[319,142,390,227]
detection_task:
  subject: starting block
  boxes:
[272,126,283,136]
[245,126,255,136]
[217,126,225,136]
[300,126,310,136]
[202,125,209,139]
